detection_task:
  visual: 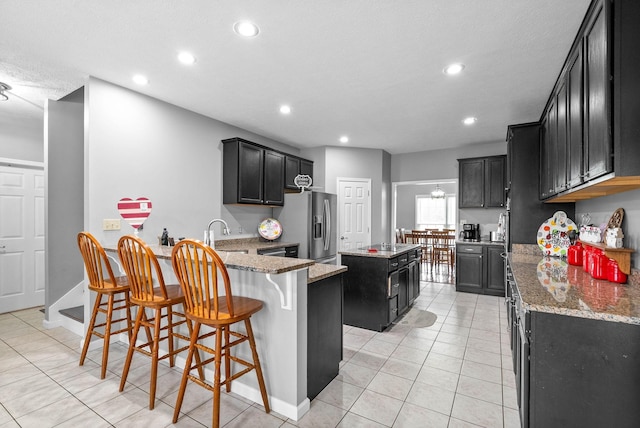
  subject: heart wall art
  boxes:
[117,197,153,230]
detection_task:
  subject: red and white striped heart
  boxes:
[117,197,153,230]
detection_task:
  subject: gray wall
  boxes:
[0,115,43,162]
[396,182,457,230]
[45,87,85,307]
[575,188,640,269]
[85,77,301,248]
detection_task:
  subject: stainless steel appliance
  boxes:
[276,191,337,264]
[462,223,480,241]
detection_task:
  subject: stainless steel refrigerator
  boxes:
[275,191,337,264]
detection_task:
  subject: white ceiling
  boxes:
[1,0,591,154]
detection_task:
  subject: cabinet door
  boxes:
[567,44,584,188]
[486,156,506,207]
[238,142,264,204]
[486,246,506,295]
[555,81,568,194]
[300,159,313,181]
[583,0,611,181]
[263,150,285,205]
[459,159,485,208]
[540,108,555,199]
[284,156,300,190]
[398,267,409,315]
[456,252,483,291]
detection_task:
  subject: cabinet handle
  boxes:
[481,203,484,207]
[391,308,398,313]
[393,283,399,288]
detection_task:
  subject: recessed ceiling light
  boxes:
[279,105,291,114]
[132,74,149,85]
[339,136,349,144]
[444,63,465,75]
[234,21,260,37]
[177,52,196,65]
[462,117,477,125]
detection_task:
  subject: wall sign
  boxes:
[117,197,152,231]
[294,174,312,191]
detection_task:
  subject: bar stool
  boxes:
[117,235,202,410]
[77,231,133,379]
[171,239,270,428]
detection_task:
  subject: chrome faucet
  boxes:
[204,219,230,247]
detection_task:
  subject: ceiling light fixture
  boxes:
[177,52,196,65]
[0,82,11,101]
[443,63,465,75]
[462,116,477,125]
[279,105,291,114]
[132,74,149,85]
[339,136,349,144]
[431,185,446,199]
[234,21,260,37]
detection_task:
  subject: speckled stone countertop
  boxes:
[456,240,505,247]
[339,243,421,259]
[105,240,346,280]
[509,249,640,325]
[214,237,299,254]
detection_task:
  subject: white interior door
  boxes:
[0,164,45,313]
[338,178,371,251]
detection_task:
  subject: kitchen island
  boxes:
[101,242,346,421]
[340,244,421,331]
[507,250,640,428]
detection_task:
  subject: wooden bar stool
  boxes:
[117,235,202,410]
[77,231,133,379]
[171,239,270,428]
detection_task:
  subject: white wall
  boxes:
[85,77,301,247]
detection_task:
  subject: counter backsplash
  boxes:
[511,243,640,287]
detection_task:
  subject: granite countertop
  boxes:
[214,237,299,255]
[308,264,348,283]
[339,243,421,259]
[509,252,640,325]
[456,240,505,246]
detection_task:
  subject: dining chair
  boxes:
[116,235,202,409]
[171,239,270,428]
[411,230,431,265]
[431,230,455,272]
[77,231,133,379]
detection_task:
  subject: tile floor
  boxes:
[0,281,520,427]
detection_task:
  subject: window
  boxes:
[415,194,456,229]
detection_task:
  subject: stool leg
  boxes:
[167,307,175,367]
[120,306,144,392]
[124,292,133,341]
[149,307,162,410]
[185,317,205,381]
[213,325,224,428]
[173,322,201,424]
[245,319,270,413]
[80,292,102,367]
[101,294,115,379]
[224,327,231,393]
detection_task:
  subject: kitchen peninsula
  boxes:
[507,246,640,427]
[340,243,421,331]
[102,241,346,421]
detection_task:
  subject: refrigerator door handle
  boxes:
[323,199,331,251]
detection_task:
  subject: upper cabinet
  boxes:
[285,155,314,191]
[222,138,285,206]
[459,155,506,208]
[540,0,640,202]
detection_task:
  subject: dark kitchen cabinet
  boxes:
[583,0,611,182]
[285,155,314,191]
[342,247,420,332]
[507,123,575,248]
[455,243,504,296]
[458,155,506,208]
[566,45,584,188]
[555,81,569,194]
[222,138,285,206]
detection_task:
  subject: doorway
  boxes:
[337,178,371,251]
[0,160,45,313]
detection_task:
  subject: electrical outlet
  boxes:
[103,219,121,231]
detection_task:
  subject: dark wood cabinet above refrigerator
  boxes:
[458,155,507,209]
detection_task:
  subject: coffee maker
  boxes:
[462,224,480,241]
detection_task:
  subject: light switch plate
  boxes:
[103,219,121,231]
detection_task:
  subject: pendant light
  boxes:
[431,185,446,199]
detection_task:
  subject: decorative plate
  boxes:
[258,218,282,240]
[537,211,577,257]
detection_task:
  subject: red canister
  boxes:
[568,243,582,266]
[582,245,591,272]
[592,250,609,280]
[607,258,628,284]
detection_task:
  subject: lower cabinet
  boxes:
[342,248,420,331]
[456,243,505,296]
[307,273,343,400]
